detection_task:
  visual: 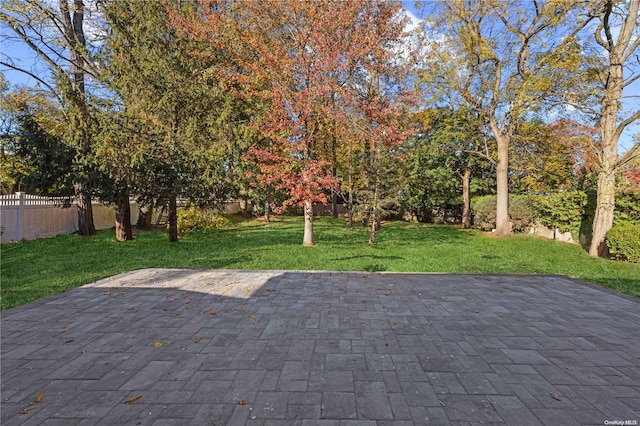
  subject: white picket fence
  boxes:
[0,192,144,243]
[0,193,243,243]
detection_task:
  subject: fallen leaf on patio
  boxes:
[102,291,112,296]
[226,309,234,313]
[361,323,367,327]
[35,393,45,403]
[315,303,321,307]
[201,308,211,314]
[267,288,276,292]
[210,312,218,316]
[327,310,333,315]
[439,400,446,407]
[549,393,562,401]
[20,406,36,414]
[186,305,193,310]
[237,400,246,406]
[154,341,163,348]
[389,321,397,326]
[384,291,391,296]
[249,315,257,320]
[243,309,249,313]
[124,395,141,404]
[64,339,74,344]
[63,328,70,333]
[194,337,201,343]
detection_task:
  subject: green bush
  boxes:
[471,195,496,231]
[470,195,534,232]
[176,206,229,235]
[605,222,640,263]
[531,191,587,240]
[614,189,640,226]
[509,196,534,232]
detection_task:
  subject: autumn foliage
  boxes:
[178,0,417,244]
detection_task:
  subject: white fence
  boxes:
[0,192,145,243]
[0,193,243,243]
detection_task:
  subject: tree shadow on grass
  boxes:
[332,254,405,262]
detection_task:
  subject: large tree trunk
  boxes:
[461,164,472,228]
[115,185,133,242]
[62,1,96,237]
[75,182,95,236]
[589,0,640,256]
[303,200,314,246]
[590,171,615,257]
[494,134,511,236]
[590,53,624,256]
[167,196,178,243]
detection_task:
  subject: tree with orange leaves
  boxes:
[180,0,417,246]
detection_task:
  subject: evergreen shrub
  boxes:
[471,195,534,232]
[605,222,640,263]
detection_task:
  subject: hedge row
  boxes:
[471,189,640,262]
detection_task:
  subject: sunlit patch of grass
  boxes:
[2,216,638,310]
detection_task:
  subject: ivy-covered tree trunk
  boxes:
[461,163,471,228]
[303,200,314,246]
[167,196,178,243]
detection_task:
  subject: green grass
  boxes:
[2,216,638,310]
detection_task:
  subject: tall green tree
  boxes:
[510,119,578,194]
[405,108,495,225]
[183,0,416,246]
[423,0,592,236]
[1,0,101,235]
[100,0,232,242]
[587,0,640,257]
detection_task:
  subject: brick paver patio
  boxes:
[1,269,639,425]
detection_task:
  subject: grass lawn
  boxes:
[2,216,638,310]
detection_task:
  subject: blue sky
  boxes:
[2,1,637,152]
